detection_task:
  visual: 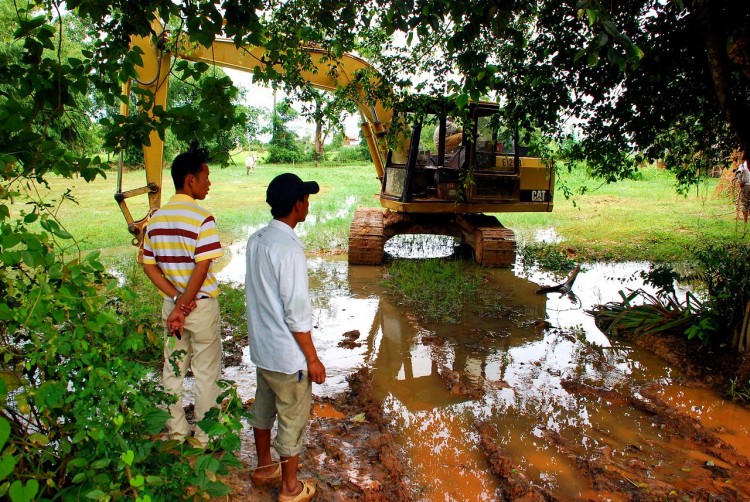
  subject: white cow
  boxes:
[245,155,258,174]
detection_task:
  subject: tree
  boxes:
[354,1,750,190]
[295,88,351,166]
[267,98,302,163]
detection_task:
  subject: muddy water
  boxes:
[215,244,750,500]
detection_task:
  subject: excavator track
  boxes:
[457,214,517,267]
[347,209,516,267]
[348,208,386,265]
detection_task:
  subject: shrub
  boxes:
[266,144,303,163]
[0,202,248,500]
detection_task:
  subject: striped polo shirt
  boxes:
[142,194,223,299]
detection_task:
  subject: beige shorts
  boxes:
[249,367,312,457]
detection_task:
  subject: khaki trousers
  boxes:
[161,297,221,443]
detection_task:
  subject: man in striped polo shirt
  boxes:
[142,150,223,445]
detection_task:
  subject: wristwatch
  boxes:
[172,294,179,303]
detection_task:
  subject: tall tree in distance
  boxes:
[296,88,351,166]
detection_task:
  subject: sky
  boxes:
[223,67,361,142]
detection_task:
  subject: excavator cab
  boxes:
[379,102,551,207]
[348,101,553,268]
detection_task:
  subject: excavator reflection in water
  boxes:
[345,264,549,412]
[115,18,555,266]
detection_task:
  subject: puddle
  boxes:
[385,234,462,259]
[190,243,750,499]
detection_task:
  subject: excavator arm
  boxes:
[115,19,391,245]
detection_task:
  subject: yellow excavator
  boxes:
[115,20,554,267]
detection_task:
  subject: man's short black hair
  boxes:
[171,151,208,190]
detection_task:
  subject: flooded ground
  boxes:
[209,238,750,500]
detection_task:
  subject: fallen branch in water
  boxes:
[536,264,580,295]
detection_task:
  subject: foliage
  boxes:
[727,377,750,404]
[689,242,750,348]
[587,288,706,342]
[0,199,248,499]
[219,285,248,339]
[160,63,254,162]
[519,243,577,272]
[383,259,485,323]
[267,98,302,163]
[0,2,251,498]
[294,88,352,166]
[336,145,371,163]
[588,243,750,350]
[355,1,750,192]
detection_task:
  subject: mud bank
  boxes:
[216,368,410,501]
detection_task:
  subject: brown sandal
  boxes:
[277,479,316,502]
[251,463,282,486]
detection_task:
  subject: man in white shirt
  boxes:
[245,173,325,502]
[736,154,750,223]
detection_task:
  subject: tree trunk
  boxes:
[694,0,750,156]
[314,120,323,168]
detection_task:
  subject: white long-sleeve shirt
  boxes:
[245,219,312,374]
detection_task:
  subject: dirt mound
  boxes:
[635,331,750,392]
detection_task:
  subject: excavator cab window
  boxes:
[471,107,518,173]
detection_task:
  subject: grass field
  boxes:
[24,153,747,266]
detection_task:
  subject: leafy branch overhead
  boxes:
[1,0,749,499]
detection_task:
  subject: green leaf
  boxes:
[121,450,135,467]
[68,457,88,468]
[204,481,231,497]
[8,479,38,502]
[350,413,367,423]
[90,458,109,469]
[0,372,21,392]
[585,9,596,26]
[0,454,17,482]
[0,419,9,451]
[196,454,220,473]
[84,489,105,500]
[141,408,170,434]
[129,474,144,488]
[587,50,599,67]
[28,433,49,446]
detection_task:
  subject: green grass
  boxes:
[383,259,485,323]
[29,156,380,259]
[501,165,743,262]
[23,157,745,266]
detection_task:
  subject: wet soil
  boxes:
[214,367,411,501]
[211,330,750,502]
[204,257,750,501]
[635,331,750,392]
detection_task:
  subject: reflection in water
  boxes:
[213,252,750,500]
[384,234,462,259]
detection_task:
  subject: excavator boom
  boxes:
[115,22,389,243]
